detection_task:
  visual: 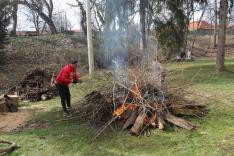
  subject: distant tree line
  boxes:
[1,0,233,71]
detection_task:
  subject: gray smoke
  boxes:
[99,0,138,69]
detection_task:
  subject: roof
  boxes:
[188,21,213,31]
[71,28,82,32]
[227,24,234,29]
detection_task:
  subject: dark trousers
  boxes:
[56,84,71,112]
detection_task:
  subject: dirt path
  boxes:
[0,110,29,132]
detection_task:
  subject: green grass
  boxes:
[1,60,234,156]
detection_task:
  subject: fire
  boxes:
[113,69,141,117]
[113,68,157,127]
[131,83,141,100]
[130,68,142,100]
[112,103,137,117]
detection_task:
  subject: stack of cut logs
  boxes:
[8,67,57,102]
[0,94,19,112]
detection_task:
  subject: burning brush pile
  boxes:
[8,67,57,101]
[75,62,207,136]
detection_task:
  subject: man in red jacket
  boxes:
[55,60,80,116]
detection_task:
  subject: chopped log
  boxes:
[165,113,195,130]
[5,95,19,112]
[171,108,206,117]
[0,95,8,112]
[0,140,20,154]
[0,95,19,112]
[171,104,206,109]
[0,103,8,112]
[171,104,208,117]
[158,117,165,130]
[130,109,146,135]
[148,112,157,124]
[5,95,19,105]
[41,94,52,101]
[147,112,157,128]
[122,109,138,130]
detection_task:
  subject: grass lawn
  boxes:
[1,59,234,156]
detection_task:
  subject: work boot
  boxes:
[67,107,72,112]
[63,111,72,118]
[68,107,75,115]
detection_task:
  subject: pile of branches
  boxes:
[74,63,208,137]
[8,67,57,101]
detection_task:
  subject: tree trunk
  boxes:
[140,0,146,52]
[12,0,18,36]
[213,0,217,48]
[40,22,46,34]
[39,12,57,34]
[216,0,228,72]
[0,95,8,112]
[20,0,57,35]
[94,3,105,26]
[31,11,40,35]
[86,0,94,75]
[182,0,192,54]
[77,0,87,35]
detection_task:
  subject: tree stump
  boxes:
[0,95,19,113]
[5,95,19,112]
[0,95,8,112]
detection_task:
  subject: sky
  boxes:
[15,0,211,31]
[16,0,80,31]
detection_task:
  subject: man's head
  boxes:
[71,60,79,69]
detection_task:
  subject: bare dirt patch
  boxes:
[15,120,50,131]
[0,110,29,132]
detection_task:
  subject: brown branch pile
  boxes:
[74,63,208,137]
[8,67,57,101]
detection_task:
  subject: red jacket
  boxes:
[55,64,78,86]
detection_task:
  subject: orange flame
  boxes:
[113,68,141,117]
[112,103,138,117]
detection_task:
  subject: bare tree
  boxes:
[12,0,18,36]
[53,12,73,33]
[87,0,94,75]
[216,0,228,71]
[214,0,218,48]
[76,0,87,34]
[23,6,44,35]
[19,0,57,34]
[64,12,73,31]
[92,0,105,32]
[140,0,146,52]
[68,0,87,34]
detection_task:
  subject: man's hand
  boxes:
[77,79,82,83]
